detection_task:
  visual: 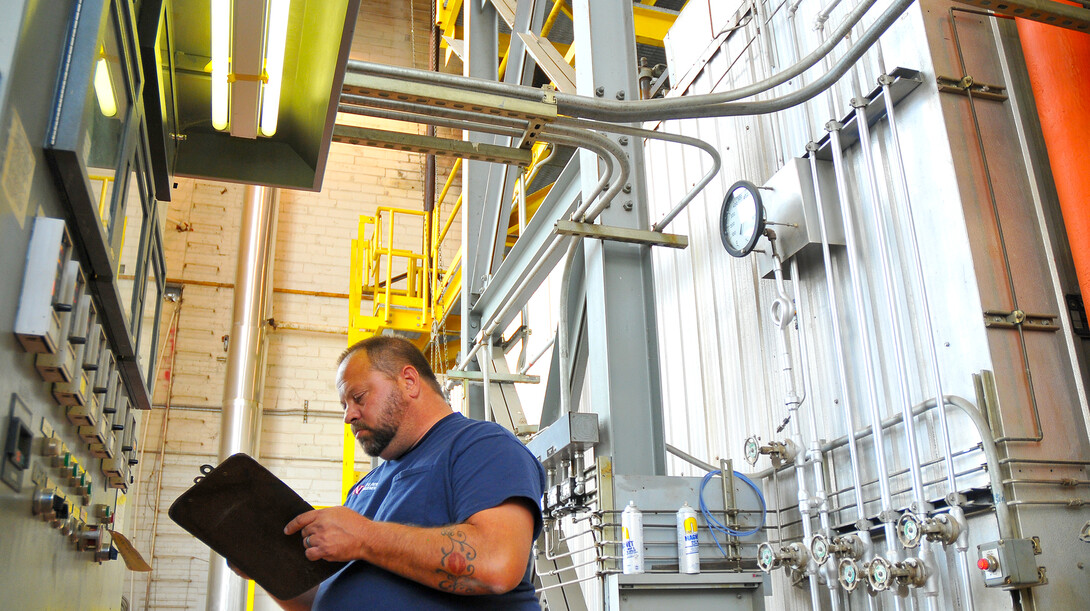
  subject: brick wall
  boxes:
[126,1,458,608]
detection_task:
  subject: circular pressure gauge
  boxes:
[719,180,766,257]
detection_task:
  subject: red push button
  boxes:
[977,558,990,571]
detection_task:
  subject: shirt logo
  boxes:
[354,481,378,495]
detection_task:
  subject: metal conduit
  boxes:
[206,185,279,611]
[341,0,902,122]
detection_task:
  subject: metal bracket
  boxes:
[444,370,540,384]
[937,75,1009,102]
[554,220,689,249]
[983,309,1060,332]
[950,0,1090,33]
[332,125,533,166]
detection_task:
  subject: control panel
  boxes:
[976,538,1042,589]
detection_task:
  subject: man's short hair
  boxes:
[338,336,444,396]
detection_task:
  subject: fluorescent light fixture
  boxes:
[94,52,117,118]
[211,0,231,130]
[259,0,290,137]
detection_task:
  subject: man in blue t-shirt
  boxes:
[268,336,545,610]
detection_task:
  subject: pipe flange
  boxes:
[901,557,929,588]
[833,534,865,560]
[897,512,924,548]
[867,556,894,592]
[838,557,862,592]
[810,534,832,566]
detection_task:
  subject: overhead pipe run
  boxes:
[343,0,915,122]
[206,185,279,611]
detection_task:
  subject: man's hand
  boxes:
[285,506,372,562]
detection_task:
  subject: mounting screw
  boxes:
[595,86,605,97]
[623,201,633,211]
[616,90,626,100]
[618,136,629,146]
[622,183,632,194]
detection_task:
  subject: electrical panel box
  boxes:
[977,539,1040,588]
[14,218,73,354]
[756,157,845,279]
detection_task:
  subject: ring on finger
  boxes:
[305,535,312,548]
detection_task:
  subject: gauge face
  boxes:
[719,180,765,257]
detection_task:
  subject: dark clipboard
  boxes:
[168,453,346,600]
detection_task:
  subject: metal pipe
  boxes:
[877,63,970,609]
[520,336,554,375]
[342,0,890,120]
[141,300,181,610]
[878,75,958,496]
[769,249,823,609]
[666,443,718,473]
[207,185,279,611]
[851,88,927,512]
[806,149,868,526]
[449,127,622,378]
[557,239,580,415]
[827,124,902,600]
[552,116,721,232]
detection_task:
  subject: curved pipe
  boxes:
[344,0,887,121]
[552,116,722,232]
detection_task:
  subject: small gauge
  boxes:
[719,180,766,257]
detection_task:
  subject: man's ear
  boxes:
[400,364,422,399]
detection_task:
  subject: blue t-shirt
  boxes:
[312,412,546,610]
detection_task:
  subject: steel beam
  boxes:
[572,0,665,478]
[332,125,532,165]
[461,0,499,420]
[555,219,689,249]
[471,155,582,334]
[632,3,680,47]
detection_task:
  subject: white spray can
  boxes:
[676,502,701,574]
[621,500,644,574]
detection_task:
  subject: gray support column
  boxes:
[206,185,278,611]
[461,0,499,420]
[571,0,665,476]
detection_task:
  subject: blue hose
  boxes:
[699,470,767,557]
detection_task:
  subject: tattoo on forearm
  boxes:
[435,528,478,593]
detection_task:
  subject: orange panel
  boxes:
[1017,9,1090,301]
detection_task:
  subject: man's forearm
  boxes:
[356,521,510,595]
[287,503,534,596]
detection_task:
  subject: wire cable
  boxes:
[699,470,767,557]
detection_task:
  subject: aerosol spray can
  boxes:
[676,503,701,574]
[621,501,644,574]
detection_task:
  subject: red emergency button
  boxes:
[977,556,997,571]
